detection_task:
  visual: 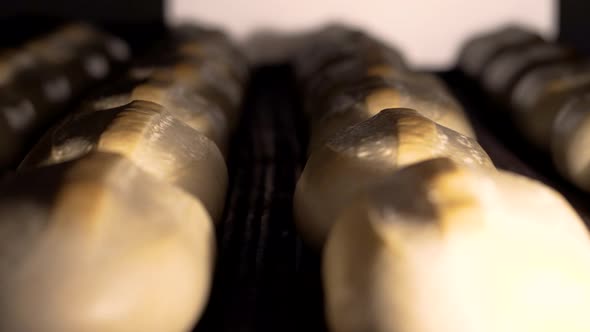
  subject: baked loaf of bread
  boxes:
[458,25,542,78]
[293,24,406,86]
[81,27,248,155]
[295,108,493,247]
[20,100,227,221]
[552,93,590,191]
[0,152,215,332]
[324,158,590,332]
[481,42,576,99]
[510,60,590,150]
[0,23,130,168]
[307,73,475,153]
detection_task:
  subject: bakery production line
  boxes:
[0,1,589,331]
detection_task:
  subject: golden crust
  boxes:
[294,109,493,248]
[0,152,215,332]
[21,100,228,221]
[131,83,230,153]
[308,77,475,153]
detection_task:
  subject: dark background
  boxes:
[0,0,165,50]
[559,0,590,54]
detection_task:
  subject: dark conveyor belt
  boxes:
[194,64,327,332]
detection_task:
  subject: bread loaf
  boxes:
[552,93,590,191]
[0,152,215,332]
[324,157,590,332]
[295,109,493,248]
[20,100,228,221]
